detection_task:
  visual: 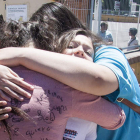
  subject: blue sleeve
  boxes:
[94,46,134,102]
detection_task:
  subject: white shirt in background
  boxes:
[63,117,97,140]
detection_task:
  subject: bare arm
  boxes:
[0,47,118,96]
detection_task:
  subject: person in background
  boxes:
[127,28,139,51]
[99,21,113,45]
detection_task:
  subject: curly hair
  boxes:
[0,20,57,52]
[0,20,31,48]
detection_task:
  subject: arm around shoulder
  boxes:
[0,47,118,96]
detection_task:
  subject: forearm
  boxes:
[18,48,118,96]
[0,48,118,96]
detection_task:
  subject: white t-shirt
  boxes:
[63,117,97,140]
[127,37,139,51]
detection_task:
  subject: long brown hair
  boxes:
[30,2,86,35]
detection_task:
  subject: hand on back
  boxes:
[0,64,34,121]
